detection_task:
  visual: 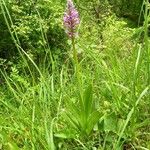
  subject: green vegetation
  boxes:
[0,0,150,149]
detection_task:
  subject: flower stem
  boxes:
[71,37,83,105]
[72,37,78,69]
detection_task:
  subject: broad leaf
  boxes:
[104,113,118,133]
[86,110,101,135]
[83,84,93,120]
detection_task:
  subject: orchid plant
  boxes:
[62,0,101,137]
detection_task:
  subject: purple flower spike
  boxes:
[63,0,80,38]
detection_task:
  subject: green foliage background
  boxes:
[0,0,150,149]
[0,0,144,64]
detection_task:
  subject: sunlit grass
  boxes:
[0,0,150,150]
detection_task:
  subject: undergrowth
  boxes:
[0,0,150,150]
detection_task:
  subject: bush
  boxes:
[108,0,143,24]
[0,0,68,67]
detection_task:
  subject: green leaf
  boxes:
[65,111,80,131]
[67,100,81,122]
[54,131,76,139]
[104,113,118,133]
[83,84,93,120]
[4,142,20,150]
[86,111,101,135]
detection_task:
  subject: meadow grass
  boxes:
[0,0,150,150]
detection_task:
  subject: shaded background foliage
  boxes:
[0,0,68,66]
[108,0,143,22]
[0,0,143,68]
[0,0,150,149]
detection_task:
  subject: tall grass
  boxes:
[0,0,150,149]
[0,0,56,149]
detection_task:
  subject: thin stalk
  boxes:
[143,0,150,85]
[71,37,83,105]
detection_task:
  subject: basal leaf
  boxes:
[83,84,93,120]
[104,112,118,133]
[86,111,101,135]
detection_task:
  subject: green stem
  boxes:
[144,0,150,86]
[72,37,78,67]
[72,37,80,84]
[71,37,83,107]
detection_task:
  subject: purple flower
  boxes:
[63,0,80,38]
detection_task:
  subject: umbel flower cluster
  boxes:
[63,0,80,38]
